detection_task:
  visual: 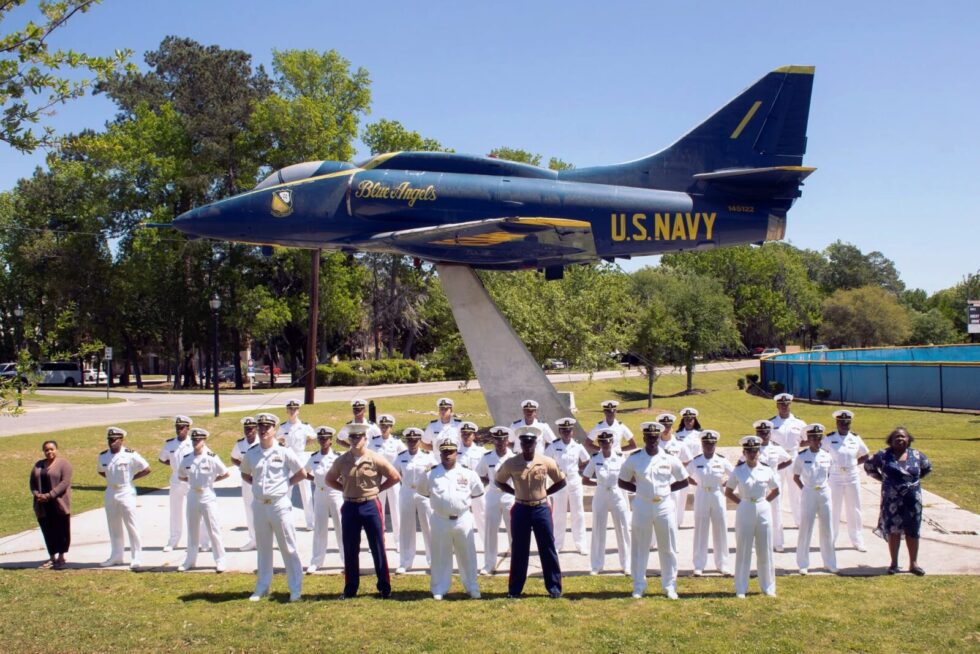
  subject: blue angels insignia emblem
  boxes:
[271,189,293,217]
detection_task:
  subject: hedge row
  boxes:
[315,359,446,386]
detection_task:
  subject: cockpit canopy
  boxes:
[254,160,355,190]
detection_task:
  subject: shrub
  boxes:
[420,367,446,382]
[815,388,832,401]
[737,378,746,390]
[329,362,361,386]
[746,373,760,384]
[767,380,785,394]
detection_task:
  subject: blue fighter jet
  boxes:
[172,66,816,430]
[172,66,815,279]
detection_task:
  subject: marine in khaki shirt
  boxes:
[494,449,566,502]
[326,447,400,501]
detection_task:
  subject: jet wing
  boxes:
[350,217,597,267]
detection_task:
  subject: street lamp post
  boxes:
[13,306,23,408]
[210,295,221,417]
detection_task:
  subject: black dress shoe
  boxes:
[887,564,899,575]
[910,565,925,576]
[549,590,562,599]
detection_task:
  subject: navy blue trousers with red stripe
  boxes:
[341,498,391,597]
[509,503,562,596]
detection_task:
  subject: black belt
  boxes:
[515,499,548,506]
[344,496,376,503]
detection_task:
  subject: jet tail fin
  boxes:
[562,66,815,199]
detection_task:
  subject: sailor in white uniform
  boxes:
[98,427,151,569]
[794,423,838,574]
[229,416,260,550]
[422,397,463,451]
[687,429,733,577]
[586,400,637,454]
[177,428,229,573]
[822,409,870,551]
[476,426,516,575]
[368,414,407,545]
[582,428,631,575]
[276,399,317,530]
[305,426,345,573]
[393,427,437,573]
[508,399,556,455]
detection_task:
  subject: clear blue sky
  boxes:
[3,0,978,293]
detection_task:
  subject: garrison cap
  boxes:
[489,426,512,440]
[241,416,258,427]
[285,399,301,409]
[555,417,577,429]
[680,407,699,418]
[316,426,336,438]
[516,425,541,441]
[521,399,539,410]
[437,397,454,408]
[107,426,127,439]
[700,429,720,443]
[350,398,367,409]
[256,412,279,427]
[190,428,210,440]
[740,435,764,449]
[656,413,676,425]
[438,440,459,452]
[805,423,826,438]
[601,400,619,410]
[753,419,774,431]
[174,415,193,427]
[832,409,854,421]
[459,421,478,432]
[378,414,395,426]
[595,428,616,442]
[641,421,665,435]
[774,393,794,403]
[402,427,424,440]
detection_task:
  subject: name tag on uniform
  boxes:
[457,476,468,487]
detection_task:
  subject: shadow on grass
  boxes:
[614,389,708,404]
[179,591,255,603]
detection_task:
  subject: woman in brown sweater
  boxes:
[30,440,73,569]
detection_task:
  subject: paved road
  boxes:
[0,360,758,438]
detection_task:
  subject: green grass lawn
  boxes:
[1,369,976,538]
[22,393,125,405]
[0,570,977,653]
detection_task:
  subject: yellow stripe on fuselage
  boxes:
[730,101,763,139]
[515,217,591,229]
[773,65,815,75]
[361,152,403,170]
[432,232,523,247]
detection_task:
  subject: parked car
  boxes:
[811,344,829,351]
[759,347,782,358]
[217,365,237,382]
[543,358,568,371]
[750,346,766,358]
[0,362,16,380]
[39,361,83,386]
[84,368,108,383]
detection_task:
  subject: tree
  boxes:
[1,0,131,152]
[251,49,371,168]
[661,243,821,349]
[630,298,684,407]
[907,308,960,345]
[819,286,912,347]
[632,268,741,392]
[929,271,980,335]
[362,119,447,155]
[820,241,904,295]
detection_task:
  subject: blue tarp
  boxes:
[760,345,980,411]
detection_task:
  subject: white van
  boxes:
[39,362,84,386]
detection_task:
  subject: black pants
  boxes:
[341,499,391,597]
[508,503,562,596]
[38,512,71,556]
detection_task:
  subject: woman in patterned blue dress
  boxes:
[863,427,931,576]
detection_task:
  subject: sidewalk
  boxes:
[2,449,976,579]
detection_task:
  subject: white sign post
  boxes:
[104,347,113,398]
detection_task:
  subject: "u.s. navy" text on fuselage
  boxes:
[610,212,717,242]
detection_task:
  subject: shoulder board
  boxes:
[630,449,643,456]
[302,422,310,426]
[428,419,439,424]
[693,453,705,461]
[591,452,601,458]
[236,437,246,443]
[735,461,745,466]
[345,420,353,425]
[760,461,770,467]
[166,437,176,443]
[99,449,108,455]
[125,448,135,453]
[769,415,777,421]
[483,450,494,457]
[208,451,216,457]
[799,448,809,454]
[850,431,860,437]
